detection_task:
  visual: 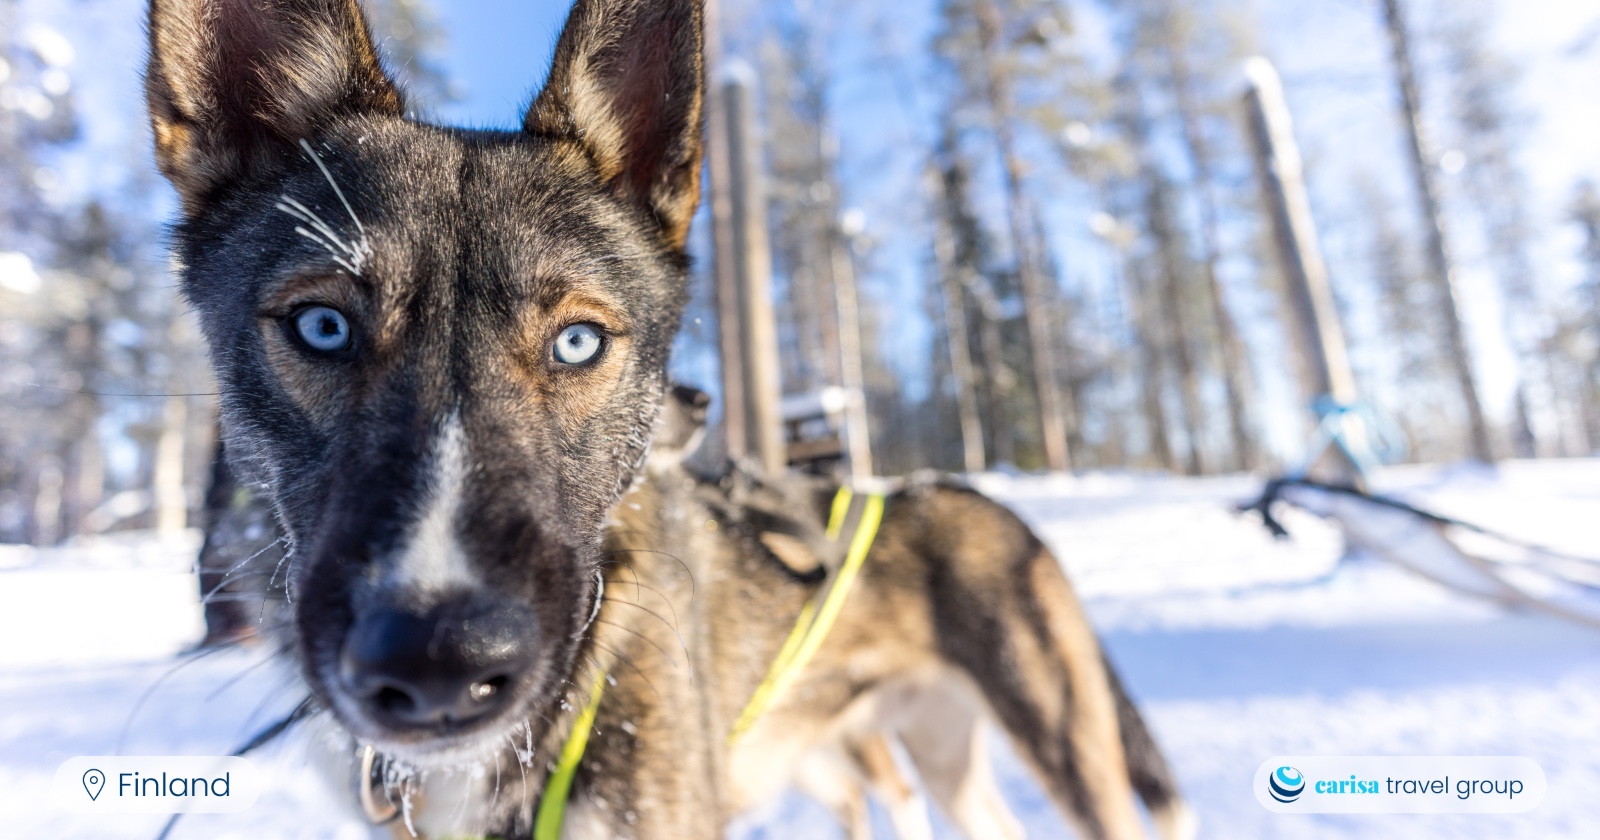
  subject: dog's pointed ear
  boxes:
[145,0,403,212]
[525,0,705,251]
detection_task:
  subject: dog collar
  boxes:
[728,486,886,743]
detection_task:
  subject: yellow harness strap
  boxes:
[532,486,886,838]
[533,668,607,840]
[729,486,886,744]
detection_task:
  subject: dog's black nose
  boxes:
[340,594,539,730]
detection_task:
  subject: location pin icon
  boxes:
[83,769,105,801]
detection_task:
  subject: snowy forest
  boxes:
[3,0,1599,544]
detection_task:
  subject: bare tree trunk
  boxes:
[929,164,987,473]
[1131,265,1176,471]
[974,286,1014,466]
[1124,77,1206,476]
[1380,0,1494,463]
[1571,186,1600,454]
[153,393,188,535]
[974,0,1070,472]
[1145,173,1208,476]
[70,430,103,535]
[1165,34,1256,471]
[808,96,875,480]
[31,461,63,545]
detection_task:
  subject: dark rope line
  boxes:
[1239,476,1600,566]
[18,383,219,398]
[152,697,315,840]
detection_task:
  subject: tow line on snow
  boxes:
[1240,476,1600,566]
[1240,476,1600,629]
[152,697,316,840]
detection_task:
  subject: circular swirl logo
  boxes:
[1269,766,1306,803]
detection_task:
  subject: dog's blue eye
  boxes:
[292,306,352,353]
[553,323,603,365]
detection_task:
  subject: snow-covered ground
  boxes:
[3,460,1598,838]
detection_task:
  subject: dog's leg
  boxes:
[894,678,1021,840]
[794,744,874,840]
[1012,547,1145,840]
[904,489,1149,840]
[853,733,934,840]
[1105,657,1196,840]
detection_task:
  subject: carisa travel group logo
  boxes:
[1268,766,1305,803]
[1254,756,1546,814]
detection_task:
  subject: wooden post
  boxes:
[705,0,745,462]
[723,68,786,475]
[1244,58,1367,483]
[829,218,875,480]
[1380,0,1494,463]
[1242,58,1357,407]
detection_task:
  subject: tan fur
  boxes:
[147,0,402,210]
[373,468,1184,839]
[525,0,706,248]
[880,673,1022,840]
[1026,552,1142,839]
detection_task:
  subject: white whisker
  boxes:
[298,138,373,272]
[291,226,362,275]
[267,545,298,602]
[277,196,360,257]
[275,199,346,251]
[215,535,288,583]
[298,139,367,237]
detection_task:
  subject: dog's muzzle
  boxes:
[339,592,540,732]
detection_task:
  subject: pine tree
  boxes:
[935,0,1081,471]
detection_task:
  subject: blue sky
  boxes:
[428,0,571,127]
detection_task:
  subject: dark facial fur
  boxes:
[146,0,704,759]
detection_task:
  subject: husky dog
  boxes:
[147,0,1192,836]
